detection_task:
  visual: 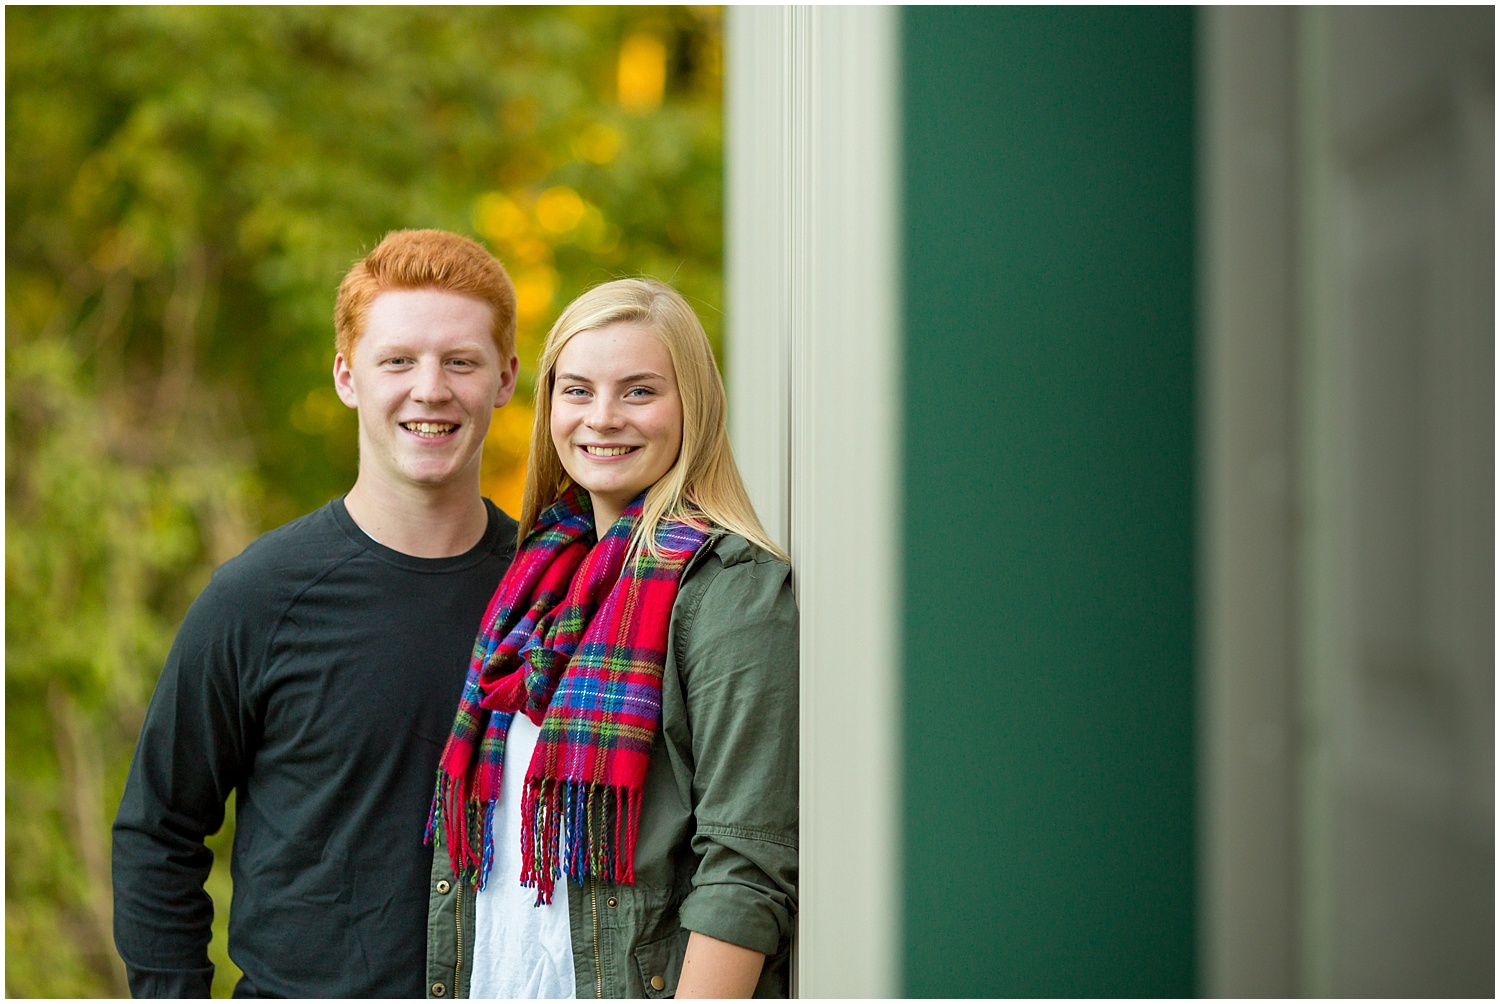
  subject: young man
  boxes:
[112,230,521,997]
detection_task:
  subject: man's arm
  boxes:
[112,583,251,998]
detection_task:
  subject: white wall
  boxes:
[726,6,903,997]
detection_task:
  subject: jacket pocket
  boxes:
[633,926,690,999]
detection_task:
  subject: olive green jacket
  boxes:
[425,535,799,999]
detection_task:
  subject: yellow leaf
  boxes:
[473,192,528,244]
[573,123,622,165]
[618,33,667,112]
[536,186,587,234]
[512,266,559,325]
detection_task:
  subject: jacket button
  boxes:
[606,895,618,908]
[650,975,666,991]
[432,982,447,997]
[436,879,451,894]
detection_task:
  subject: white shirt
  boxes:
[469,712,577,999]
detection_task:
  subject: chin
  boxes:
[401,464,466,488]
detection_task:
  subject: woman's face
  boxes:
[550,322,683,529]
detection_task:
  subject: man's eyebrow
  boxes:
[376,341,487,353]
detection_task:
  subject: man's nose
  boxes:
[411,360,453,402]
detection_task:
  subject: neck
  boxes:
[589,493,624,540]
[343,476,490,558]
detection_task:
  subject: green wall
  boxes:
[901,8,1196,996]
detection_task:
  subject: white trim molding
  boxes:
[727,6,902,997]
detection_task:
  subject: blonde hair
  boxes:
[520,278,786,561]
[334,229,517,362]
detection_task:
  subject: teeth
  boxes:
[404,422,455,437]
[584,445,635,457]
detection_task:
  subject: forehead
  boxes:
[361,288,494,347]
[555,322,675,378]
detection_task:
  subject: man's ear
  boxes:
[333,354,359,409]
[493,354,520,409]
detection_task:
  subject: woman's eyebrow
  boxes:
[556,371,666,383]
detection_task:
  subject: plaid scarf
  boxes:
[427,486,710,903]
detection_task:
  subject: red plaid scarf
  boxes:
[427,486,710,903]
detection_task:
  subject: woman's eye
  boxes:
[559,386,589,399]
[626,386,655,399]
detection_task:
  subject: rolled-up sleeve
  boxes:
[675,553,799,956]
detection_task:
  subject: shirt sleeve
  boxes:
[674,551,800,957]
[111,575,257,998]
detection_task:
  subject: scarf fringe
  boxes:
[518,778,642,905]
[426,775,497,890]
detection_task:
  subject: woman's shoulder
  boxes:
[698,531,791,572]
[670,532,798,680]
[674,531,796,638]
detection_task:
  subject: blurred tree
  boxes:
[5,6,722,997]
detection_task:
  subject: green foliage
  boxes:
[6,7,721,997]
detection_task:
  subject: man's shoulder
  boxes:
[212,502,353,587]
[186,502,358,622]
[481,497,520,562]
[197,497,517,613]
[153,503,355,663]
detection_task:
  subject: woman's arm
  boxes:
[670,542,799,993]
[675,932,766,998]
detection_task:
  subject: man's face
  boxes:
[333,288,518,498]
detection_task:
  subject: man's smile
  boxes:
[401,421,458,438]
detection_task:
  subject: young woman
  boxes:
[425,279,797,999]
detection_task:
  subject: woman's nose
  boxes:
[585,397,622,430]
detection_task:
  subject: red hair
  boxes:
[334,229,518,360]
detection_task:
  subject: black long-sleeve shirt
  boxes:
[112,498,515,998]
